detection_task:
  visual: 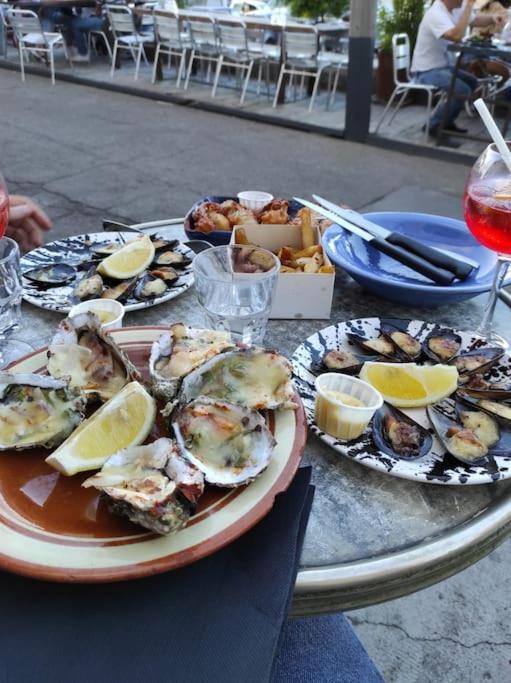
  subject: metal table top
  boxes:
[12,221,511,616]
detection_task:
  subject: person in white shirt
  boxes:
[411,0,505,142]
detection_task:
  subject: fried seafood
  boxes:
[257,199,289,224]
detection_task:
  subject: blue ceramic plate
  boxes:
[322,211,511,306]
[184,196,303,246]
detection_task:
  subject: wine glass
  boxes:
[0,173,34,368]
[464,143,511,348]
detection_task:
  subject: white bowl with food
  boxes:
[237,190,274,211]
[68,298,124,330]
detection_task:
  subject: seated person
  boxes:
[411,0,505,141]
[69,4,106,61]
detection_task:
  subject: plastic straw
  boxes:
[474,98,511,173]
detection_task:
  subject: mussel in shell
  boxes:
[460,375,511,401]
[455,403,500,449]
[457,391,511,425]
[154,251,192,268]
[134,274,168,300]
[90,242,121,257]
[346,332,396,359]
[310,349,370,376]
[427,400,489,464]
[423,327,462,364]
[150,237,179,252]
[372,403,432,460]
[379,323,422,361]
[149,266,179,285]
[101,276,137,302]
[450,347,504,377]
[24,263,76,287]
[73,267,104,300]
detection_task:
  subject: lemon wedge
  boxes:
[359,362,458,408]
[46,381,156,475]
[97,235,155,279]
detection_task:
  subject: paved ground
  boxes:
[1,69,510,682]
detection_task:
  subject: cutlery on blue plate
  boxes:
[310,194,477,280]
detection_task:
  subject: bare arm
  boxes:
[443,0,476,42]
[7,195,53,253]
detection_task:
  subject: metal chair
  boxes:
[272,27,329,112]
[88,28,113,61]
[0,5,15,58]
[152,10,190,86]
[106,5,153,80]
[374,33,442,140]
[7,8,70,85]
[183,16,221,90]
[212,19,264,104]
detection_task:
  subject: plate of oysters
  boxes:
[20,231,195,313]
[0,316,306,581]
[292,317,511,485]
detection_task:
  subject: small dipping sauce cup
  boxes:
[315,373,383,441]
[68,299,124,330]
[237,191,274,211]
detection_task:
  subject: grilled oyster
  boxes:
[173,397,275,487]
[149,324,234,401]
[178,348,297,410]
[0,373,86,450]
[82,438,204,535]
[47,312,140,402]
[372,403,432,460]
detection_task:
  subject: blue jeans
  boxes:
[71,15,103,55]
[414,67,478,129]
[272,615,383,682]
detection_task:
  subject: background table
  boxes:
[12,220,511,617]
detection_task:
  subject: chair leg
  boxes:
[374,87,400,133]
[152,43,161,84]
[308,69,322,112]
[102,33,113,61]
[134,44,142,80]
[18,44,25,82]
[328,68,341,110]
[184,49,195,89]
[49,47,55,85]
[424,91,433,141]
[211,54,223,97]
[256,60,262,95]
[388,89,408,124]
[272,64,285,108]
[176,50,186,88]
[141,43,149,67]
[110,40,118,78]
[240,60,254,105]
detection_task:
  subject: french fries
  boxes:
[297,208,315,249]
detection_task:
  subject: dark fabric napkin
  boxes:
[0,467,314,683]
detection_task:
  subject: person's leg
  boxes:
[71,15,103,56]
[272,614,383,683]
[416,68,471,130]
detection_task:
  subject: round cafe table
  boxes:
[12,221,511,617]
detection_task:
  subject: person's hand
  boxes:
[6,195,53,253]
[494,13,506,29]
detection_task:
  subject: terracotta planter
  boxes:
[376,49,394,102]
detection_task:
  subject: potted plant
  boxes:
[289,0,349,22]
[377,0,424,101]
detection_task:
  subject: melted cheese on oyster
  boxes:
[48,343,127,397]
[156,324,232,380]
[0,387,75,448]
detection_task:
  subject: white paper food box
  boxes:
[230,223,335,319]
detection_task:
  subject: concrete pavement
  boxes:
[1,69,509,683]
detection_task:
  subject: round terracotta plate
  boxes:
[0,327,307,582]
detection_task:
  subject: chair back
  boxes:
[392,33,411,84]
[217,20,247,54]
[284,27,318,60]
[7,9,43,41]
[154,11,182,47]
[188,18,217,50]
[106,5,136,37]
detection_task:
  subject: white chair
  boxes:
[106,5,153,80]
[184,16,221,89]
[7,8,70,84]
[1,5,14,58]
[152,10,189,86]
[88,28,113,61]
[212,19,264,104]
[272,27,329,112]
[374,33,442,140]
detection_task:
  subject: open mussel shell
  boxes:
[379,322,422,361]
[372,403,432,460]
[101,276,137,302]
[457,390,511,425]
[423,327,462,364]
[310,349,377,376]
[427,400,489,465]
[153,251,192,268]
[134,273,168,300]
[460,375,511,401]
[455,399,501,448]
[89,242,121,257]
[24,263,76,287]
[345,332,397,359]
[450,347,504,377]
[150,237,179,252]
[149,266,179,285]
[73,267,104,301]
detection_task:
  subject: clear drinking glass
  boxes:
[464,142,511,347]
[193,245,280,345]
[0,237,33,367]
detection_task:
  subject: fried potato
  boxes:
[280,265,298,273]
[277,246,295,262]
[319,264,335,274]
[235,228,251,245]
[210,212,231,231]
[292,245,322,259]
[297,208,315,249]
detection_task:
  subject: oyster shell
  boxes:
[82,438,204,535]
[24,263,76,287]
[423,327,462,364]
[372,403,432,460]
[427,400,488,464]
[0,372,86,450]
[47,312,141,402]
[173,397,275,487]
[149,324,234,401]
[178,348,297,410]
